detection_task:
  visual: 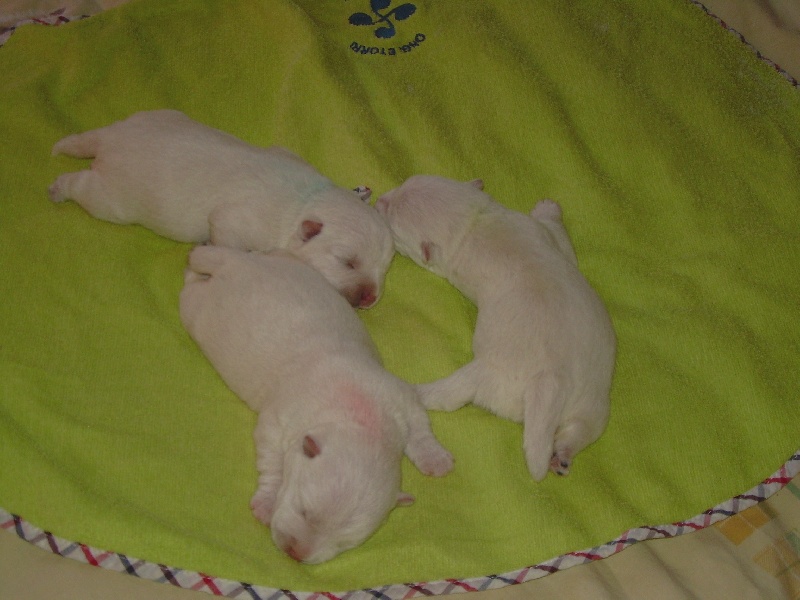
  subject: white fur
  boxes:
[50,109,393,308]
[376,176,616,481]
[179,246,453,563]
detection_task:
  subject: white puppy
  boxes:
[179,245,453,563]
[50,109,393,308]
[376,176,616,481]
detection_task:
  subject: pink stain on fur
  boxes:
[337,384,385,438]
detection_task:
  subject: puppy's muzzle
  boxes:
[345,283,378,309]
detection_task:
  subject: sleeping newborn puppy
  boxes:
[49,109,392,308]
[179,245,453,563]
[376,176,616,481]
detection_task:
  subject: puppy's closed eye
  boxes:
[344,257,360,270]
[301,508,321,527]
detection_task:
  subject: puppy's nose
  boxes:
[357,286,377,309]
[283,537,307,562]
[286,545,303,562]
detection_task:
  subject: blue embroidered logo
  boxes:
[349,0,416,39]
[347,0,426,57]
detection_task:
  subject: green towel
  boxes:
[1,0,798,592]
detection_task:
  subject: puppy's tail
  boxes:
[52,131,101,158]
[522,372,563,482]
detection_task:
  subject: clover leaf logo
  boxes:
[349,0,417,39]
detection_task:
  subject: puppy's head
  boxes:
[270,426,412,564]
[288,188,394,309]
[375,176,487,275]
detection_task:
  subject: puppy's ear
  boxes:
[421,241,439,265]
[352,185,372,202]
[300,219,323,242]
[468,179,484,190]
[302,435,321,458]
[396,492,415,507]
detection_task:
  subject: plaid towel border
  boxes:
[0,8,86,47]
[687,0,799,88]
[0,2,797,597]
[3,450,798,599]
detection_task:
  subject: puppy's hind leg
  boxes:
[185,244,232,280]
[49,170,97,203]
[521,372,563,482]
[48,170,131,226]
[52,131,101,159]
[415,360,482,412]
[549,417,604,477]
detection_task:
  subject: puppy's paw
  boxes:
[549,451,572,477]
[48,178,67,203]
[411,443,454,477]
[531,199,562,221]
[250,487,278,525]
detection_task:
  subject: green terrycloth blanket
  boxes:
[1,0,798,592]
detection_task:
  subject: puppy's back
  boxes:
[180,247,377,410]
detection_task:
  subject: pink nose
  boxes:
[283,537,307,562]
[286,545,303,562]
[358,287,377,308]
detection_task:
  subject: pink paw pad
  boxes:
[550,452,571,476]
[419,448,455,477]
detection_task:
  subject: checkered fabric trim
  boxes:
[690,0,799,89]
[3,451,798,599]
[0,4,797,597]
[0,8,86,47]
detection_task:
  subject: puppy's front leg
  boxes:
[186,244,231,279]
[530,200,578,266]
[402,400,454,477]
[250,411,284,525]
[415,361,481,412]
[209,199,275,251]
